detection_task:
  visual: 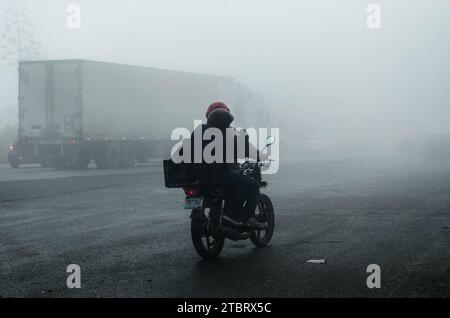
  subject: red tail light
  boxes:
[8,144,15,152]
[184,186,200,197]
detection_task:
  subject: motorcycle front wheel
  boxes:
[250,194,275,247]
[191,213,225,259]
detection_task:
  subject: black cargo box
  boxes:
[163,160,204,188]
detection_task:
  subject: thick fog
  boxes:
[1,0,449,156]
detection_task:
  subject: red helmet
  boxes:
[205,102,234,128]
[206,102,230,119]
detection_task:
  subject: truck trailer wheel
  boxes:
[95,142,121,169]
[74,152,91,169]
[120,142,135,168]
[39,158,51,168]
[8,156,20,168]
[49,157,66,170]
[135,143,148,163]
[73,145,92,170]
[136,154,148,163]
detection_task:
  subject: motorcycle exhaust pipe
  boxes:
[218,226,242,241]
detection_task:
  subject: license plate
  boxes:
[185,197,203,209]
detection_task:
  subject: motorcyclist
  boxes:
[189,102,266,229]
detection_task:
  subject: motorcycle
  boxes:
[165,136,276,259]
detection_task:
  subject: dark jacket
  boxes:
[187,124,251,184]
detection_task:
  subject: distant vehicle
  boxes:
[397,134,450,160]
[7,138,50,168]
[423,134,450,160]
[14,59,274,169]
[7,142,20,168]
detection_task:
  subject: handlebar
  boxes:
[241,159,274,167]
[257,160,275,167]
[240,159,274,177]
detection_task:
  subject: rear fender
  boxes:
[190,209,207,221]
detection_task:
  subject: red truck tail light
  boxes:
[184,186,200,197]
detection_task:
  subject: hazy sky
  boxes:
[1,0,449,145]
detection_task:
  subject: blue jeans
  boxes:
[222,167,258,220]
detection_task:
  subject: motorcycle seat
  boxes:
[202,186,228,199]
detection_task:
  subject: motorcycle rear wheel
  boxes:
[250,194,275,247]
[191,215,225,259]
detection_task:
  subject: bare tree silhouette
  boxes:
[1,0,46,66]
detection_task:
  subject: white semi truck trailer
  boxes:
[8,59,270,169]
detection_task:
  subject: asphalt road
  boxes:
[1,157,450,297]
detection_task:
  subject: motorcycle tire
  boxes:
[191,215,225,259]
[250,194,275,247]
